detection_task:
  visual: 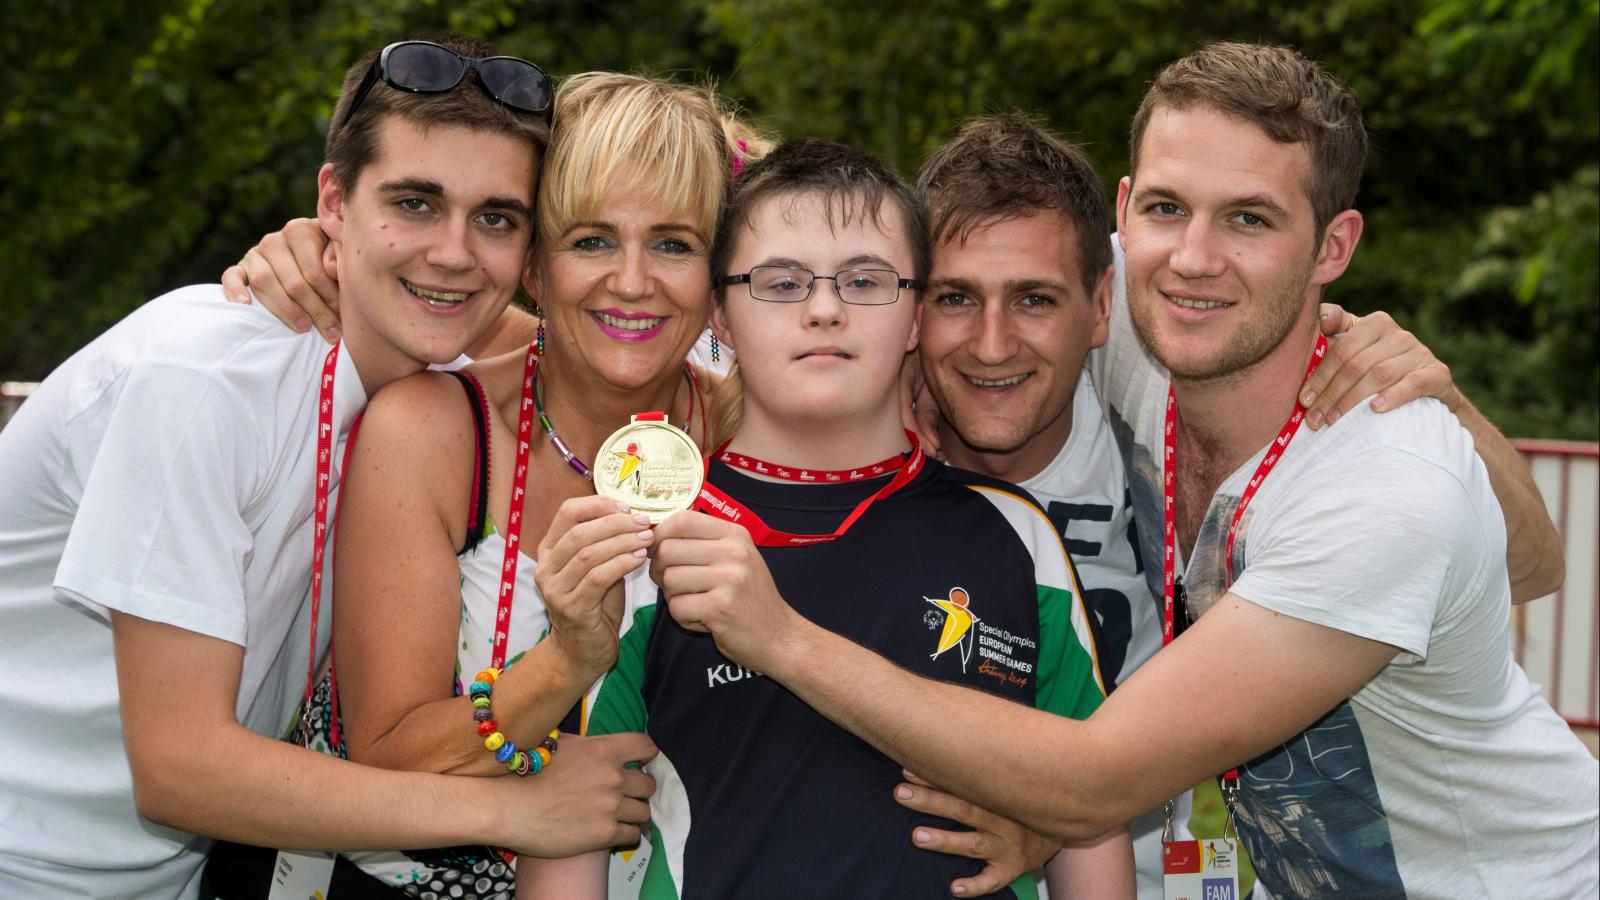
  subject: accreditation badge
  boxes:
[1163,778,1241,900]
[269,850,335,900]
[593,412,703,522]
[1163,837,1239,900]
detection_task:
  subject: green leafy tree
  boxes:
[1,0,1594,436]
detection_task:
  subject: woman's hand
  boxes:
[222,217,343,342]
[535,495,654,680]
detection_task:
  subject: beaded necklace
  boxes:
[532,355,703,479]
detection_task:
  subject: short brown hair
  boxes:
[325,34,551,195]
[916,112,1111,296]
[1129,42,1366,239]
[710,138,930,293]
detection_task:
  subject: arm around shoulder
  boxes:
[1453,396,1564,603]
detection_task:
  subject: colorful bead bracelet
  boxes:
[469,667,558,776]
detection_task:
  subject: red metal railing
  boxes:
[1512,439,1600,730]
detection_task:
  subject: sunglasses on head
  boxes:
[338,40,554,131]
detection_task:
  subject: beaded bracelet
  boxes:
[469,667,559,776]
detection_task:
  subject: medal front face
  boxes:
[593,416,704,522]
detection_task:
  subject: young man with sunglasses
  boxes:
[0,34,654,898]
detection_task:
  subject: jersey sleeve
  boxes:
[961,482,1107,720]
[1033,540,1106,721]
[53,360,262,645]
[1227,440,1496,661]
[583,600,658,736]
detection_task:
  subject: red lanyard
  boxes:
[694,430,924,547]
[305,344,342,710]
[1160,335,1326,781]
[306,345,365,748]
[490,346,539,670]
[716,449,905,483]
[303,345,537,749]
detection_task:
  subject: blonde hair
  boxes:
[536,72,769,246]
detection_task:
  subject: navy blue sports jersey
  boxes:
[585,459,1104,899]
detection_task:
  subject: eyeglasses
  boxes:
[718,265,919,306]
[338,41,554,132]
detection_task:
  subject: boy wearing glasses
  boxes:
[0,34,653,898]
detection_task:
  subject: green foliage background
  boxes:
[2,0,1595,438]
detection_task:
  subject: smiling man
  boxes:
[665,45,1598,897]
[0,35,653,898]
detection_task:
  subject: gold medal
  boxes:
[592,412,704,522]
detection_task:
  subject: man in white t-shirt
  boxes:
[0,34,652,898]
[903,112,1572,897]
[668,44,1598,897]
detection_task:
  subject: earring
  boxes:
[710,333,720,364]
[536,318,546,356]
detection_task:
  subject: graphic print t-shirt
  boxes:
[1088,237,1599,899]
[585,459,1105,900]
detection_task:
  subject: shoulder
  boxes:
[942,465,1047,512]
[124,284,304,361]
[939,466,1071,562]
[44,286,322,439]
[1247,401,1501,582]
[78,285,323,403]
[1296,399,1490,516]
[361,371,479,452]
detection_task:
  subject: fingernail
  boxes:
[1327,410,1340,424]
[634,547,648,558]
[633,514,652,525]
[952,886,967,896]
[1371,396,1389,411]
[1300,390,1316,407]
[234,293,253,305]
[1305,409,1324,430]
[294,317,312,332]
[324,326,341,344]
[617,503,631,513]
[638,529,653,541]
[913,829,930,845]
[896,785,913,800]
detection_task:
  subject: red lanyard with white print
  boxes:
[299,344,538,749]
[716,448,906,483]
[694,431,924,547]
[489,346,538,670]
[1159,334,1327,890]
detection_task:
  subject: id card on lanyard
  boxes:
[1161,335,1327,900]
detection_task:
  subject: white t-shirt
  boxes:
[0,285,367,899]
[1091,240,1600,899]
[1018,371,1186,900]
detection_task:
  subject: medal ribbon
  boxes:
[490,345,539,670]
[694,430,924,547]
[716,448,905,483]
[1160,334,1327,787]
